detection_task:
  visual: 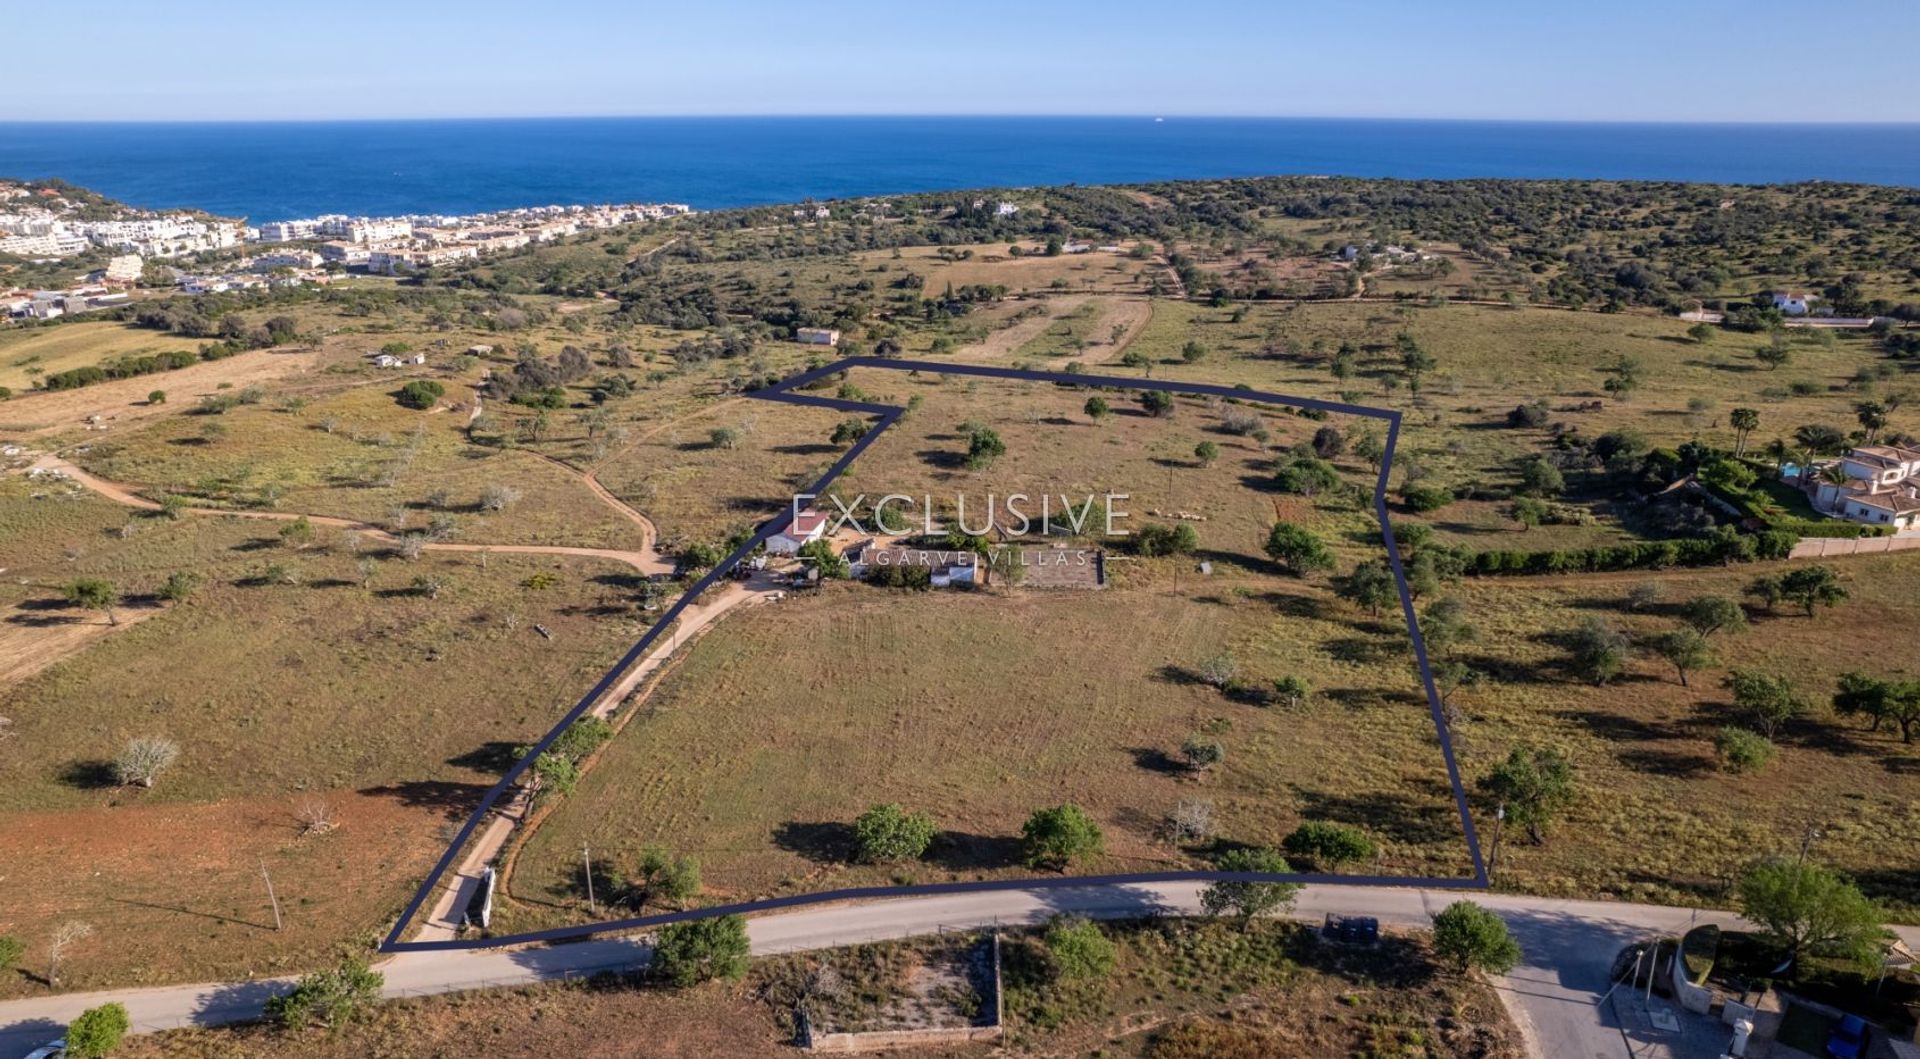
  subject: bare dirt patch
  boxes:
[0,791,447,997]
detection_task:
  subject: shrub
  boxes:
[65,1002,130,1058]
[1264,522,1333,575]
[157,570,199,602]
[0,934,21,972]
[1431,901,1521,974]
[852,803,937,863]
[1201,847,1300,919]
[1180,735,1224,771]
[265,956,384,1030]
[1134,522,1198,557]
[1042,916,1116,980]
[1400,484,1454,512]
[1021,803,1104,870]
[652,915,750,987]
[395,379,445,410]
[113,736,180,788]
[1281,821,1377,871]
[1715,726,1775,773]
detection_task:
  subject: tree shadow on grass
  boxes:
[771,821,856,865]
[1616,748,1715,777]
[1556,708,1680,744]
[1779,723,1881,759]
[925,831,1024,873]
[1154,663,1209,687]
[1128,746,1188,775]
[916,448,967,472]
[1879,753,1920,776]
[447,741,525,775]
[58,759,117,789]
[1293,784,1461,847]
[360,780,490,821]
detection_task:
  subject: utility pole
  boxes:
[583,845,596,914]
[260,859,282,931]
[1487,803,1506,881]
[1797,822,1823,865]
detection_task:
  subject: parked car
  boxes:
[1322,914,1380,944]
[1826,1013,1868,1059]
[23,1039,68,1059]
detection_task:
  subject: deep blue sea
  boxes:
[2,117,1919,222]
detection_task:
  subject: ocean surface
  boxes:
[2,117,1919,222]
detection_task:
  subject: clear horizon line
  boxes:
[4,112,1920,127]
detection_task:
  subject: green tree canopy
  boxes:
[852,803,937,864]
[1021,803,1104,871]
[1479,745,1576,843]
[1042,916,1116,979]
[1281,821,1378,872]
[65,1002,130,1058]
[652,914,751,987]
[1263,522,1334,576]
[1722,669,1810,739]
[1737,859,1889,971]
[1431,901,1522,975]
[264,956,384,1030]
[1200,847,1301,919]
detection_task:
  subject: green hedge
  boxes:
[1461,530,1798,577]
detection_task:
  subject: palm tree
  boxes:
[1817,462,1852,487]
[1762,438,1791,476]
[1855,401,1888,445]
[1730,407,1760,457]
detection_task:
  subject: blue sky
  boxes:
[8,0,1918,123]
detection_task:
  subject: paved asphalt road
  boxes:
[8,882,1918,1057]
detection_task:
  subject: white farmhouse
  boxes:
[1771,291,1813,316]
[766,509,829,555]
[1807,444,1920,531]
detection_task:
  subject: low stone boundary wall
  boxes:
[800,934,1003,1054]
[1791,535,1920,559]
[803,1023,1004,1053]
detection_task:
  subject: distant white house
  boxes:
[995,201,1019,217]
[766,509,830,555]
[1806,444,1920,531]
[1771,291,1813,316]
[795,328,841,347]
[367,350,427,368]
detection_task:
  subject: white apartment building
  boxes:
[251,250,325,271]
[257,219,322,242]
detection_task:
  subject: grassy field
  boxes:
[828,366,1367,565]
[504,578,1463,933]
[590,395,852,549]
[0,494,644,811]
[1447,555,1920,917]
[72,379,649,549]
[0,320,196,392]
[0,470,656,990]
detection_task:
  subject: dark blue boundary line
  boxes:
[380,356,1487,953]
